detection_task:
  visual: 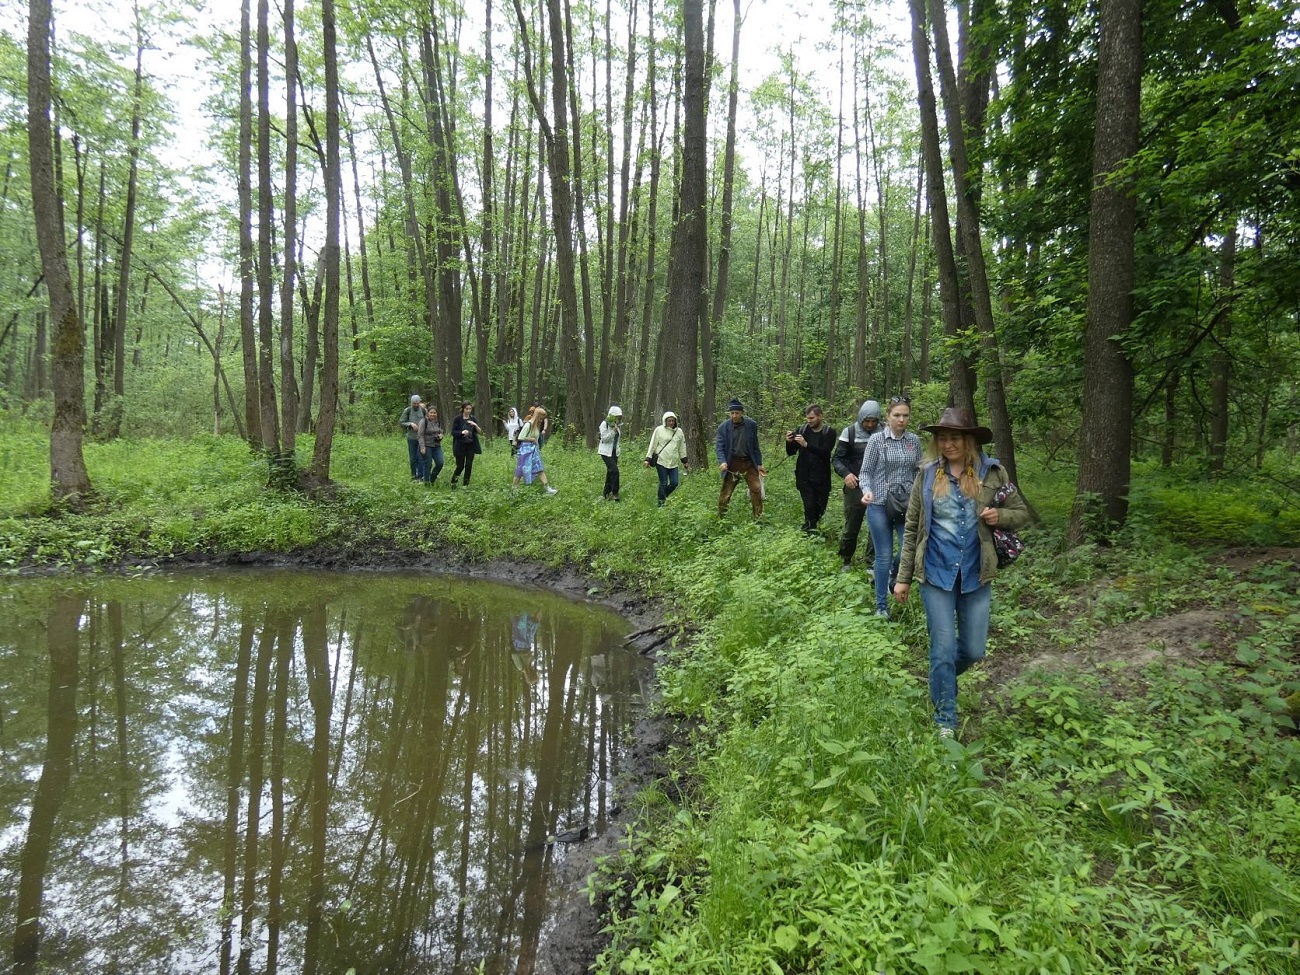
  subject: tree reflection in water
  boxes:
[0,572,648,974]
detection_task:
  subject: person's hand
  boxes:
[420,447,426,455]
[719,462,728,473]
[844,473,859,490]
[980,506,999,526]
[893,582,910,603]
[861,490,874,506]
[758,466,767,476]
[794,434,807,447]
[644,458,652,467]
[785,429,795,440]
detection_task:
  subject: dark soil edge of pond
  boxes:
[13,542,679,975]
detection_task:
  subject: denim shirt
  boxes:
[923,471,983,593]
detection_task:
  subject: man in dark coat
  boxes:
[832,399,881,571]
[785,403,837,534]
[715,398,766,520]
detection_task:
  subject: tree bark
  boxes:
[1072,0,1142,539]
[909,0,976,413]
[660,0,707,451]
[1208,225,1236,474]
[926,0,1017,477]
[256,0,283,467]
[279,0,299,460]
[312,0,342,489]
[27,0,91,498]
[239,0,260,447]
[511,0,596,444]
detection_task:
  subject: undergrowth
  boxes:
[2,431,1298,972]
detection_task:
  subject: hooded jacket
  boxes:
[646,412,689,468]
[832,400,882,479]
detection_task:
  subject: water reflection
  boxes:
[0,572,649,974]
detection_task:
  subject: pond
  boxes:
[0,570,652,974]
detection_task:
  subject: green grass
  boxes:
[2,430,1299,973]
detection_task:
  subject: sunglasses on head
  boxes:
[889,395,911,405]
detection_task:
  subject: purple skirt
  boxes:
[515,441,544,484]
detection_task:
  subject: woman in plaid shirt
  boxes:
[858,396,922,617]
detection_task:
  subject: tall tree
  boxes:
[310,0,342,490]
[103,0,147,440]
[659,0,707,449]
[27,0,91,499]
[511,0,596,445]
[1073,0,1142,539]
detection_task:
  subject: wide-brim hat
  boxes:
[920,407,993,445]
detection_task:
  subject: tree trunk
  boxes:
[926,0,1017,477]
[707,0,743,421]
[312,0,341,488]
[1208,225,1236,474]
[908,0,975,413]
[279,0,299,460]
[256,0,283,467]
[1072,0,1142,540]
[27,0,90,499]
[660,0,707,452]
[239,0,260,447]
[511,0,595,442]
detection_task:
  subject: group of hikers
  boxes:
[400,393,1029,738]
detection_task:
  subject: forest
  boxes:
[3,0,1300,972]
[3,0,1297,527]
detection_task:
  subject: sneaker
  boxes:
[937,726,956,740]
[839,562,853,573]
[545,486,558,495]
[875,609,890,619]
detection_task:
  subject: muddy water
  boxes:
[0,570,650,974]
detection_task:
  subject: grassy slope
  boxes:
[2,431,1299,974]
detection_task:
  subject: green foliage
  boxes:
[3,433,1300,973]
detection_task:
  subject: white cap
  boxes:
[608,405,623,417]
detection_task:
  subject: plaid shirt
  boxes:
[858,429,922,503]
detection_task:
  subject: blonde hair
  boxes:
[928,431,981,500]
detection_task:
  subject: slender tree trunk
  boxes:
[908,0,975,413]
[927,0,1016,475]
[607,0,641,407]
[312,0,342,488]
[27,0,90,498]
[1072,0,1142,539]
[279,0,299,460]
[256,0,283,466]
[660,0,707,451]
[1208,226,1236,474]
[238,0,260,447]
[901,158,924,389]
[708,0,741,420]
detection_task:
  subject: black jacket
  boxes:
[786,423,837,489]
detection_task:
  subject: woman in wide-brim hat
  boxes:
[892,407,1029,739]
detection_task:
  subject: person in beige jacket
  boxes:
[892,407,1030,739]
[644,411,689,505]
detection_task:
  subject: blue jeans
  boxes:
[656,464,680,505]
[920,580,992,730]
[406,439,421,479]
[866,504,904,612]
[422,446,444,484]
